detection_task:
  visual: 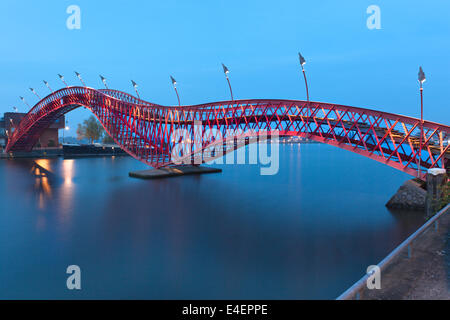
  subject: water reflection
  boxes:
[0,145,428,299]
[32,160,54,210]
[58,159,75,226]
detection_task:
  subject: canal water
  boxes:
[0,144,425,299]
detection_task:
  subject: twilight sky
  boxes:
[0,0,449,135]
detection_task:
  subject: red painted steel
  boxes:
[6,86,449,179]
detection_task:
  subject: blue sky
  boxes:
[0,0,449,135]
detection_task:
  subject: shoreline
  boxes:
[338,204,450,300]
[0,145,129,160]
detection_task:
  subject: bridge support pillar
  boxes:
[426,168,448,217]
[129,165,222,180]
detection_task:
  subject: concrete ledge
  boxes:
[129,165,222,179]
[1,149,63,159]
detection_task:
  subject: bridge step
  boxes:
[129,165,222,180]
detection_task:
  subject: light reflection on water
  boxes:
[0,144,426,299]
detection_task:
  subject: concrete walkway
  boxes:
[363,210,450,300]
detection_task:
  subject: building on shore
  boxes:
[0,112,65,152]
[0,117,6,149]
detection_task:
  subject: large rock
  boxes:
[386,179,427,210]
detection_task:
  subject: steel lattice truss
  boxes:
[6,87,449,179]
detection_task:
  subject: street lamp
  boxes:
[222,63,234,101]
[63,120,69,144]
[29,87,41,100]
[298,52,309,103]
[43,80,53,93]
[19,96,30,108]
[131,80,140,99]
[75,71,86,87]
[58,74,69,87]
[418,66,426,178]
[99,75,108,89]
[170,75,181,106]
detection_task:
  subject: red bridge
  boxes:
[6,86,449,179]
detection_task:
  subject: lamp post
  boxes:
[43,80,53,93]
[19,96,30,108]
[418,66,426,178]
[99,75,108,89]
[29,87,41,100]
[170,76,181,106]
[298,52,309,103]
[222,63,234,101]
[131,80,140,99]
[58,74,69,87]
[74,71,86,87]
[63,120,69,144]
[298,52,310,122]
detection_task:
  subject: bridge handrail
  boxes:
[336,203,450,300]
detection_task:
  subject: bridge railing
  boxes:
[6,87,449,175]
[336,203,450,300]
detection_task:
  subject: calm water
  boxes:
[0,144,425,299]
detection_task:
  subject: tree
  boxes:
[102,134,115,144]
[76,116,105,144]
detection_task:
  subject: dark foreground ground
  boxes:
[363,208,450,300]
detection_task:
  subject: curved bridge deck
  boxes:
[6,86,449,179]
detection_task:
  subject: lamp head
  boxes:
[418,66,426,84]
[298,52,306,66]
[222,63,230,75]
